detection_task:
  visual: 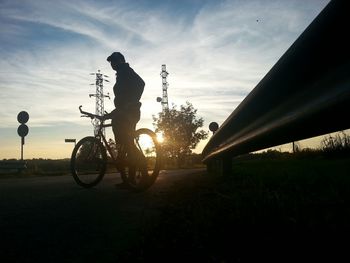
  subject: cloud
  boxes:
[0,0,330,158]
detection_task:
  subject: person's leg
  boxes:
[112,108,147,186]
[111,111,130,187]
[111,110,125,160]
[123,121,144,164]
[123,110,148,180]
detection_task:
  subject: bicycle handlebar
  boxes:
[79,105,104,120]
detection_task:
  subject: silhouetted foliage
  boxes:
[25,159,70,176]
[321,131,350,158]
[153,102,208,168]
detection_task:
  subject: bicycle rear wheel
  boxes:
[70,136,107,188]
[121,128,161,191]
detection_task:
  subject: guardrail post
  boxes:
[221,156,232,176]
[206,156,232,176]
[206,160,217,175]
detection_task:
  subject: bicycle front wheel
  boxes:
[70,136,107,188]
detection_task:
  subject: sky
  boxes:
[0,0,331,159]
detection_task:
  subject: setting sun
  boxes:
[156,133,164,143]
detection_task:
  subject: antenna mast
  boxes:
[89,70,110,137]
[160,64,169,111]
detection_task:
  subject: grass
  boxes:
[2,152,350,261]
[0,159,71,177]
[117,155,350,262]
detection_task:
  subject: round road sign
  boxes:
[209,122,219,133]
[17,111,29,124]
[17,124,29,137]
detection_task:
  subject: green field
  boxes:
[119,155,350,262]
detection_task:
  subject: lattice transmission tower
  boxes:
[157,64,169,112]
[89,70,110,137]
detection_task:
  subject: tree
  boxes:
[153,102,208,167]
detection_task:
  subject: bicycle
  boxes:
[70,106,161,191]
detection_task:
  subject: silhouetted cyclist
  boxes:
[106,52,146,182]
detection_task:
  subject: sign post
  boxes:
[17,111,29,160]
[65,139,76,146]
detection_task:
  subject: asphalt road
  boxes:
[0,168,205,262]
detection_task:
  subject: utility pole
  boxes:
[157,64,169,112]
[89,70,110,137]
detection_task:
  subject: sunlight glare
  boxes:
[156,133,164,143]
[136,134,156,157]
[137,134,154,149]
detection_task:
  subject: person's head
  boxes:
[107,52,125,71]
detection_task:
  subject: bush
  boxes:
[321,131,350,158]
[25,159,70,176]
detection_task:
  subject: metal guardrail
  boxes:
[202,0,350,166]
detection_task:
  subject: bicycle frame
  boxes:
[95,120,120,163]
[79,105,119,162]
[97,120,145,165]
